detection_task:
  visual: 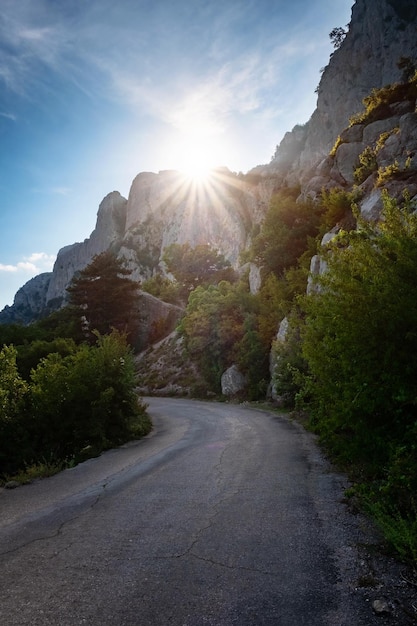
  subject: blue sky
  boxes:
[0,0,353,310]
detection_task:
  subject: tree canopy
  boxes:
[67,251,140,343]
[163,243,235,300]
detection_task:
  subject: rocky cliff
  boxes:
[262,0,417,185]
[2,0,417,326]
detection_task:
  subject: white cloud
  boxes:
[0,252,55,275]
[0,111,17,121]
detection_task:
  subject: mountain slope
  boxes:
[2,0,417,326]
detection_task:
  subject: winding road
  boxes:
[0,398,378,625]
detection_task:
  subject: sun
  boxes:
[164,103,224,184]
[173,136,217,184]
[178,153,214,184]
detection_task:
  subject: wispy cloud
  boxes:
[0,252,55,274]
[0,111,17,121]
[32,186,72,196]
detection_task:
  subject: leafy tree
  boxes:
[28,331,150,463]
[0,345,30,473]
[163,243,236,302]
[299,190,417,479]
[256,273,289,347]
[329,26,347,49]
[179,280,269,397]
[16,337,77,381]
[298,191,417,559]
[141,274,183,305]
[235,314,269,400]
[320,188,359,233]
[67,251,141,344]
[251,190,321,277]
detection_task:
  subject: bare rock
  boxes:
[221,365,247,397]
[372,598,392,615]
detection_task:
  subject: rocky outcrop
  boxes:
[46,191,128,306]
[2,169,273,324]
[135,292,184,350]
[265,0,417,185]
[0,272,52,324]
[123,168,258,272]
[221,365,247,397]
[3,0,417,334]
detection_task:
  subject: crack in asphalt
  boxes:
[0,483,108,558]
[152,435,280,578]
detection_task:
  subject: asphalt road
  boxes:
[0,398,377,625]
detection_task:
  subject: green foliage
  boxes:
[5,458,70,485]
[251,190,322,277]
[271,313,307,408]
[329,26,347,49]
[179,281,268,397]
[319,187,359,232]
[67,251,141,344]
[0,331,151,477]
[329,135,343,157]
[235,314,269,400]
[298,191,417,561]
[353,146,378,184]
[0,346,31,474]
[301,192,417,449]
[364,499,417,566]
[376,158,413,186]
[352,129,401,186]
[256,273,290,347]
[0,345,28,421]
[162,243,236,302]
[16,337,77,380]
[141,274,183,305]
[349,72,417,126]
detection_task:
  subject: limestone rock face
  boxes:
[123,168,258,271]
[0,272,52,325]
[46,191,127,305]
[3,0,417,338]
[269,0,417,182]
[135,291,184,350]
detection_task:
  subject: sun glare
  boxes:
[165,100,226,184]
[173,136,218,184]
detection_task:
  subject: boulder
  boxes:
[221,365,247,397]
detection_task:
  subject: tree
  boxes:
[329,26,347,49]
[67,252,141,344]
[163,243,235,302]
[0,345,30,474]
[300,191,417,470]
[28,330,151,462]
[178,280,269,396]
[251,190,321,277]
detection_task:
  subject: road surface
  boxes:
[0,398,379,625]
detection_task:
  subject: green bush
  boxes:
[299,191,417,562]
[353,146,378,184]
[349,72,417,126]
[0,345,31,474]
[0,331,150,477]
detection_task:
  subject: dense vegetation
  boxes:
[0,330,150,479]
[273,191,417,564]
[0,252,150,482]
[161,189,323,399]
[1,144,416,565]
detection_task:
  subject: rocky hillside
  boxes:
[2,0,417,326]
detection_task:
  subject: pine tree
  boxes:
[67,251,140,344]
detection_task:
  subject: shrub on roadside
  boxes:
[0,331,151,477]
